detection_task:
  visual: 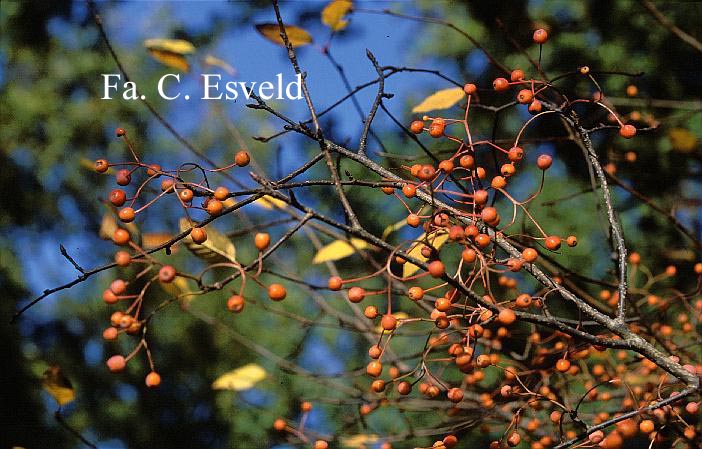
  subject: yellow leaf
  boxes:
[668,128,698,153]
[402,231,450,278]
[255,23,313,47]
[322,0,353,31]
[312,238,369,264]
[143,38,196,55]
[147,49,190,72]
[254,195,288,210]
[340,434,379,447]
[179,218,237,264]
[212,363,266,391]
[374,312,409,333]
[411,87,466,113]
[142,233,176,251]
[203,54,236,76]
[381,218,408,240]
[42,365,75,406]
[98,213,118,240]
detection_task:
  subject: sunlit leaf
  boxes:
[411,87,465,113]
[179,218,236,264]
[212,363,266,391]
[668,128,698,153]
[312,238,370,264]
[381,218,408,240]
[322,0,353,31]
[255,23,313,47]
[143,38,196,55]
[147,49,190,72]
[42,365,75,406]
[203,54,236,76]
[142,233,176,251]
[98,213,118,240]
[402,231,450,277]
[254,195,288,210]
[340,434,379,447]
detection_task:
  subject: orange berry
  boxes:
[213,186,229,201]
[113,228,131,246]
[463,83,477,95]
[459,155,475,169]
[366,361,382,377]
[566,235,577,247]
[475,234,491,248]
[409,120,424,134]
[109,189,127,207]
[462,248,477,263]
[407,213,421,227]
[533,28,548,44]
[429,119,445,138]
[555,359,571,373]
[381,314,398,331]
[417,164,436,181]
[314,441,328,449]
[528,99,543,114]
[545,235,561,251]
[639,419,655,434]
[235,151,250,166]
[619,124,637,139]
[227,294,245,313]
[179,188,194,203]
[95,159,109,173]
[536,154,553,170]
[146,164,161,177]
[190,227,207,244]
[491,175,506,189]
[510,69,525,82]
[364,306,378,319]
[397,380,412,395]
[118,207,135,223]
[438,159,454,173]
[497,308,516,325]
[273,419,286,431]
[517,89,533,104]
[106,355,126,372]
[348,286,366,303]
[428,260,445,278]
[402,183,417,198]
[408,286,424,301]
[493,77,510,92]
[507,146,524,162]
[145,371,161,388]
[522,248,538,262]
[254,232,270,250]
[206,199,223,216]
[328,276,343,291]
[447,387,464,403]
[268,283,287,301]
[102,327,119,340]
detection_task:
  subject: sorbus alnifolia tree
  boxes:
[14,3,702,449]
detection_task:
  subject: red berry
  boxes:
[397,380,412,395]
[115,128,126,137]
[528,99,543,114]
[159,265,176,283]
[102,327,119,340]
[115,169,131,186]
[110,279,127,295]
[463,83,477,95]
[533,28,548,44]
[417,164,436,181]
[146,164,161,177]
[510,69,525,82]
[109,189,127,207]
